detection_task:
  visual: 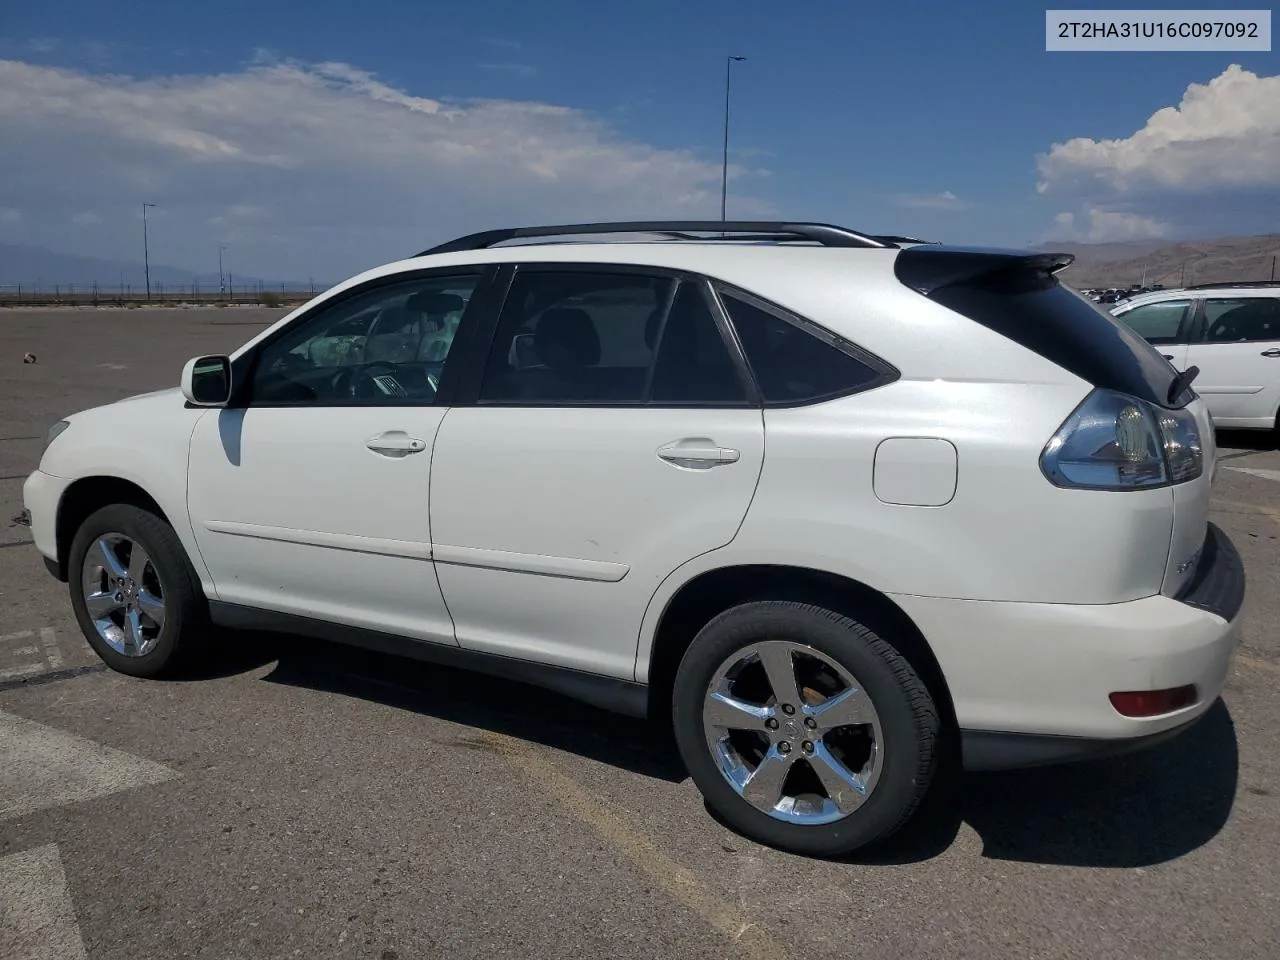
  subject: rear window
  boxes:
[925,273,1183,408]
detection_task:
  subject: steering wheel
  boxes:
[331,362,439,400]
[329,361,397,400]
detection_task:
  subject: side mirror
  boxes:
[181,355,232,407]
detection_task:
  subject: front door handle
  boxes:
[656,438,740,469]
[1162,353,1175,361]
[1260,348,1280,358]
[366,430,427,457]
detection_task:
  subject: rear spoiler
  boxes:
[894,246,1075,295]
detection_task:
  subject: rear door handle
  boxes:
[1260,348,1280,358]
[656,438,740,469]
[366,430,427,457]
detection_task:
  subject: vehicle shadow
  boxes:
[854,697,1238,868]
[209,630,1239,868]
[1216,428,1278,454]
[252,631,686,784]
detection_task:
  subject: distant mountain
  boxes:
[1042,234,1280,289]
[1034,238,1171,263]
[0,242,309,291]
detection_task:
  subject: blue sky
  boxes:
[1,0,1276,280]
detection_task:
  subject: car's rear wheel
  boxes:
[672,600,940,857]
[67,503,210,678]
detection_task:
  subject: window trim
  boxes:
[710,281,900,408]
[1112,297,1197,346]
[227,265,497,410]
[453,261,761,410]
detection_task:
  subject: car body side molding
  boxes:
[208,602,650,718]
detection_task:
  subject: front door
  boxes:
[1184,295,1280,427]
[187,270,482,643]
[428,266,765,679]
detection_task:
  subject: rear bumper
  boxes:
[960,712,1207,771]
[892,524,1245,770]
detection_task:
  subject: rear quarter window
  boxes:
[717,288,896,405]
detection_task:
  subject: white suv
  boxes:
[1111,283,1280,431]
[23,221,1245,856]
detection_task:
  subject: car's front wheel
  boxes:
[67,503,210,678]
[672,600,940,857]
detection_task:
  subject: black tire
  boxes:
[67,503,210,678]
[672,600,940,857]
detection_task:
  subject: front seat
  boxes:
[410,292,467,361]
[524,307,600,401]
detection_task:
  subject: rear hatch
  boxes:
[895,245,1212,599]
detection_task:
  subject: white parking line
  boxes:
[1226,466,1280,483]
[40,629,63,670]
[0,843,89,960]
[0,710,178,823]
[0,628,66,681]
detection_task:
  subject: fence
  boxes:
[0,278,327,308]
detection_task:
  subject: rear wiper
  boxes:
[1168,364,1199,405]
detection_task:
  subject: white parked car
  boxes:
[24,221,1245,856]
[1111,283,1280,431]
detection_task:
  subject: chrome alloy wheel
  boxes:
[80,533,166,657]
[702,640,883,825]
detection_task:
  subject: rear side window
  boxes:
[719,291,892,404]
[1202,297,1280,343]
[478,270,750,405]
[1114,300,1191,344]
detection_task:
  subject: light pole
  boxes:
[721,56,747,222]
[141,202,156,301]
[218,245,227,300]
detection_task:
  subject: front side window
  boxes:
[478,270,749,405]
[1114,300,1191,344]
[251,275,478,405]
[1201,297,1280,343]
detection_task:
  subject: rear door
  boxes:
[1111,297,1195,372]
[428,265,765,679]
[1183,295,1280,427]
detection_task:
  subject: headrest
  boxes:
[408,291,466,314]
[535,307,600,369]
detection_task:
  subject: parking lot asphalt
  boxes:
[2,308,1279,960]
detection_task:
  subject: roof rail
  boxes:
[416,221,894,256]
[1183,280,1280,290]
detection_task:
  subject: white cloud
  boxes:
[1034,64,1279,240]
[0,57,768,279]
[1037,65,1280,195]
[893,190,971,211]
[1048,207,1170,242]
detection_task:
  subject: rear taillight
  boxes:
[1040,389,1203,490]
